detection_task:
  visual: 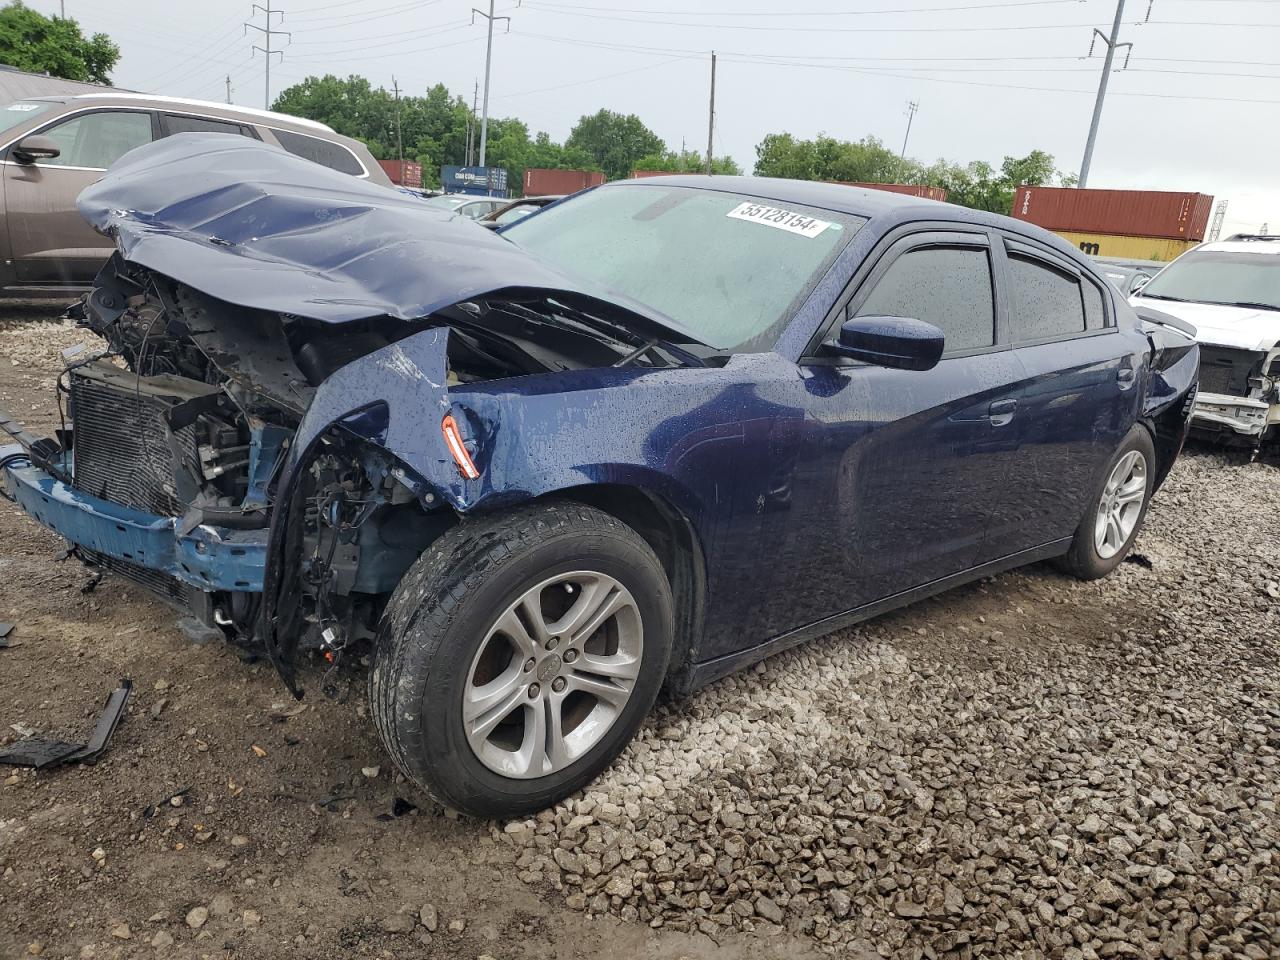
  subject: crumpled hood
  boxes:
[76,133,599,324]
[1130,295,1280,352]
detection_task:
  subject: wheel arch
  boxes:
[549,482,707,694]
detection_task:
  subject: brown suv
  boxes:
[0,93,390,297]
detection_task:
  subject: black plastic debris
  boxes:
[0,679,132,769]
[376,797,419,821]
[1124,553,1154,570]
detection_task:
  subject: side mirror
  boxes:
[1131,275,1151,295]
[827,316,945,371]
[12,134,60,164]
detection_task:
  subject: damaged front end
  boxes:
[1,255,456,686]
[2,135,706,696]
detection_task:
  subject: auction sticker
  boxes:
[726,202,833,238]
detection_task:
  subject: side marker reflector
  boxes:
[442,413,480,480]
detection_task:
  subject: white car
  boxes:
[1130,235,1280,449]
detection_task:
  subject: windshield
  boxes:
[1140,248,1280,312]
[501,184,862,351]
[0,100,54,137]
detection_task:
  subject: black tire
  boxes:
[1058,424,1156,580]
[369,501,673,818]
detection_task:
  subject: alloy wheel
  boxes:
[462,571,643,779]
[1094,450,1148,560]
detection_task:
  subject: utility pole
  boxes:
[900,100,919,159]
[1207,199,1228,242]
[1079,0,1134,188]
[246,1,289,110]
[466,80,478,167]
[705,51,716,176]
[472,1,514,171]
[225,75,232,104]
[392,75,404,184]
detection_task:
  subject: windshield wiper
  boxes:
[1137,292,1190,303]
[544,298,708,367]
[1216,301,1280,312]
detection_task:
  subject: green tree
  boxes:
[633,149,741,176]
[271,74,396,147]
[0,1,118,84]
[565,109,665,180]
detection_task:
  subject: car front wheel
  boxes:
[370,501,673,818]
[1059,424,1156,580]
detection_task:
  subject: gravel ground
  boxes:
[1,312,1278,959]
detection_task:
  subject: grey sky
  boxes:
[34,0,1280,234]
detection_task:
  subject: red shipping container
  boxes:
[832,181,948,202]
[1011,187,1212,241]
[378,159,422,188]
[522,168,606,196]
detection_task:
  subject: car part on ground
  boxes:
[0,135,1199,815]
[1131,237,1280,452]
[0,679,132,768]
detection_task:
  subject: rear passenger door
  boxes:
[987,236,1141,557]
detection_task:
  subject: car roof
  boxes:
[1193,238,1280,256]
[23,92,333,133]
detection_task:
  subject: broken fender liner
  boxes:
[0,680,132,769]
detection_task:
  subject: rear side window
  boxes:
[1082,279,1106,329]
[855,246,995,352]
[1006,253,1087,341]
[162,113,252,137]
[271,128,363,176]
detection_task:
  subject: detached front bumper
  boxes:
[1190,391,1275,439]
[1,444,267,595]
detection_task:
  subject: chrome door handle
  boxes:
[987,398,1018,427]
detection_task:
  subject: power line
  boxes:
[289,19,469,45]
[285,0,429,25]
[492,54,693,100]
[526,0,1081,15]
[523,9,1108,32]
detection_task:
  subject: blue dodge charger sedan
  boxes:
[0,136,1198,815]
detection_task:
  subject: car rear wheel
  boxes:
[369,501,672,818]
[1058,425,1156,580]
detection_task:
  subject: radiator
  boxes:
[70,360,215,517]
[1196,346,1263,399]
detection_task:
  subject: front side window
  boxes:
[502,184,862,351]
[39,111,153,169]
[1007,252,1087,341]
[271,128,363,176]
[855,245,995,352]
[1139,249,1280,312]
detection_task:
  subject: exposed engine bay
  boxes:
[52,253,696,691]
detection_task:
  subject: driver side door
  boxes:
[729,229,1028,646]
[3,109,156,286]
